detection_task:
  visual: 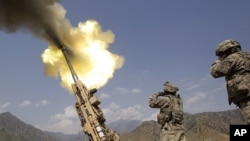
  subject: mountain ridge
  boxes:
[119,108,244,141]
[0,112,64,141]
[0,109,245,141]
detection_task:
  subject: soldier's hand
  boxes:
[212,59,221,65]
[149,93,159,100]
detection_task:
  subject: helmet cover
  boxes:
[216,39,241,56]
[164,81,179,93]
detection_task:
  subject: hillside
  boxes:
[0,112,64,141]
[119,109,244,141]
[184,109,244,141]
[108,119,143,133]
[0,109,245,141]
[119,120,161,141]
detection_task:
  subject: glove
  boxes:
[149,92,164,100]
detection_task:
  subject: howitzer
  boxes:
[47,30,119,140]
[72,77,119,141]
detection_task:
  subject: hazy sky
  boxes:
[1,0,250,134]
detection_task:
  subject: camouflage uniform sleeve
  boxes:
[210,58,233,78]
[149,92,170,108]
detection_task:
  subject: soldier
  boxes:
[210,39,250,124]
[149,81,186,141]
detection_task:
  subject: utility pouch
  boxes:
[228,76,249,94]
[238,75,250,93]
[157,113,167,125]
[227,75,250,103]
[172,112,183,124]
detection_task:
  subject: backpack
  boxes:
[237,51,250,72]
[170,94,184,124]
[157,94,184,125]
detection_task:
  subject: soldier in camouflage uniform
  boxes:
[149,81,186,141]
[210,39,250,124]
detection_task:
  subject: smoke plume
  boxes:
[0,0,124,92]
[0,0,67,42]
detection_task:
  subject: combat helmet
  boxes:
[164,81,179,93]
[216,39,241,57]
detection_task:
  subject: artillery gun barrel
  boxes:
[45,28,78,82]
[60,46,78,83]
